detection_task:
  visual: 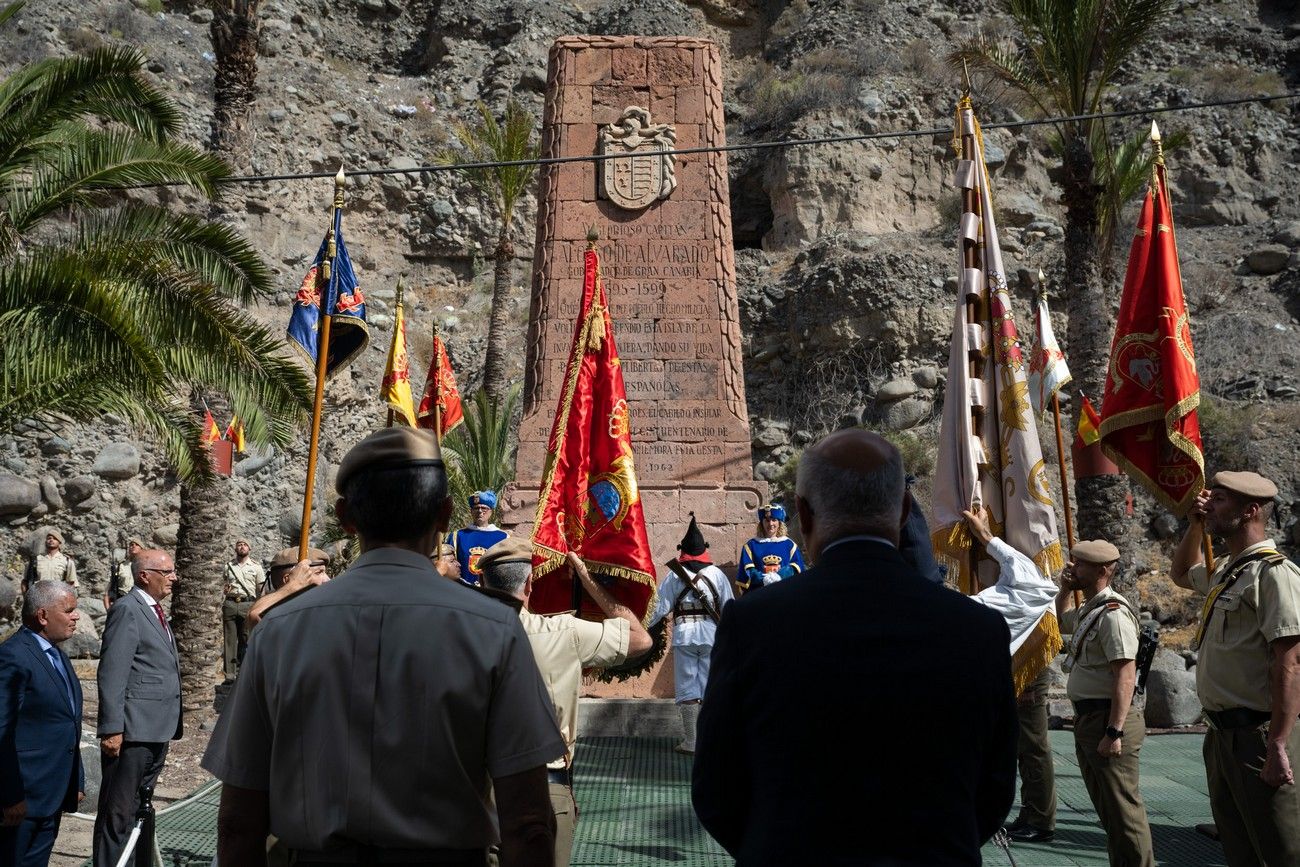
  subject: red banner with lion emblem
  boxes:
[1100,157,1204,515]
[530,242,656,622]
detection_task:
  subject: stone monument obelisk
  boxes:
[503,36,767,694]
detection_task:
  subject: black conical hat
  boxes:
[677,512,708,556]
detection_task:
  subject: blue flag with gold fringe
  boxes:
[287,208,368,378]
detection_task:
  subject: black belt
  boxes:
[547,767,572,786]
[1205,707,1271,730]
[288,847,486,865]
[1073,699,1112,717]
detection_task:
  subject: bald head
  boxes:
[796,429,907,559]
[132,548,176,600]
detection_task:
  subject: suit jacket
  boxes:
[0,628,84,817]
[692,539,1018,866]
[96,590,182,743]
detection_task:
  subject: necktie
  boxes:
[45,647,76,712]
[152,602,170,637]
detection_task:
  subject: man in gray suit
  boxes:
[93,549,182,867]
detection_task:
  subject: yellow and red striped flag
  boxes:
[200,408,221,446]
[1076,394,1102,447]
[223,416,246,453]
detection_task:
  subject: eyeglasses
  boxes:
[142,567,177,576]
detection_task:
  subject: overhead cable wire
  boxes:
[123,90,1300,189]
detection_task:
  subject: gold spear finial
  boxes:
[586,225,599,247]
[394,278,404,309]
[1036,268,1048,300]
[961,59,972,97]
[333,166,346,209]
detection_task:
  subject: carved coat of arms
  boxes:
[598,107,677,210]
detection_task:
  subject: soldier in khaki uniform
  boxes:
[23,530,77,591]
[1171,470,1300,867]
[477,537,652,867]
[1057,539,1154,867]
[221,539,265,682]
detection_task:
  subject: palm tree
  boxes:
[950,0,1172,551]
[0,10,311,712]
[208,0,261,164]
[442,383,521,530]
[439,100,539,403]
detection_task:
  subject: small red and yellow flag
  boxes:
[224,416,246,453]
[417,332,465,437]
[1076,394,1102,447]
[200,408,221,447]
[381,300,417,426]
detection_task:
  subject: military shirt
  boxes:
[1188,539,1300,712]
[519,608,628,768]
[1064,587,1139,702]
[32,552,77,588]
[116,562,134,595]
[224,559,265,599]
[201,547,565,851]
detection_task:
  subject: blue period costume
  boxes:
[736,505,805,593]
[449,491,507,586]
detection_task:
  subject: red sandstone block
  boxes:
[560,123,598,158]
[649,85,675,120]
[570,48,612,85]
[674,87,706,123]
[592,85,650,124]
[611,47,647,81]
[560,86,592,124]
[673,123,701,150]
[555,162,596,202]
[648,47,694,86]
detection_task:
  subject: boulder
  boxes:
[92,443,141,481]
[0,474,40,516]
[1273,221,1300,248]
[1151,512,1179,540]
[876,378,919,402]
[63,475,96,505]
[911,366,939,389]
[40,476,64,511]
[39,437,72,456]
[62,612,101,659]
[235,445,276,477]
[1246,244,1290,276]
[80,737,102,804]
[1144,664,1202,727]
[880,397,932,431]
[0,578,18,615]
[152,523,179,548]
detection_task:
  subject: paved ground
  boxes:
[79,731,1226,866]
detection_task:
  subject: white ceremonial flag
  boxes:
[1028,291,1072,417]
[932,96,1062,596]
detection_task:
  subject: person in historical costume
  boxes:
[735,504,804,593]
[1171,471,1300,867]
[649,514,734,755]
[449,491,507,586]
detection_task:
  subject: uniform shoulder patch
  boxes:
[1105,601,1122,610]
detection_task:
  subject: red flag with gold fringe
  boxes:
[416,333,464,437]
[1100,131,1204,515]
[530,241,656,623]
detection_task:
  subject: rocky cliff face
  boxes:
[2,0,1298,646]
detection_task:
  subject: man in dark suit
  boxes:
[93,549,182,867]
[692,429,1018,866]
[0,581,85,867]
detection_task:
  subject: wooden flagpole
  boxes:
[956,76,987,595]
[1038,270,1082,609]
[298,167,346,558]
[432,317,444,556]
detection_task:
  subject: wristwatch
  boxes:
[1105,725,1124,740]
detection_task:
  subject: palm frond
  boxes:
[0,0,26,30]
[441,384,521,529]
[0,45,179,171]
[6,129,226,235]
[439,99,539,226]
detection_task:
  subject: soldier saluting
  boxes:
[1171,470,1300,867]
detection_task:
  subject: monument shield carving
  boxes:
[599,107,677,210]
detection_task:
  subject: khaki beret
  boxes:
[475,536,534,574]
[269,546,330,570]
[336,427,443,492]
[1211,470,1277,501]
[126,538,144,549]
[1071,539,1120,565]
